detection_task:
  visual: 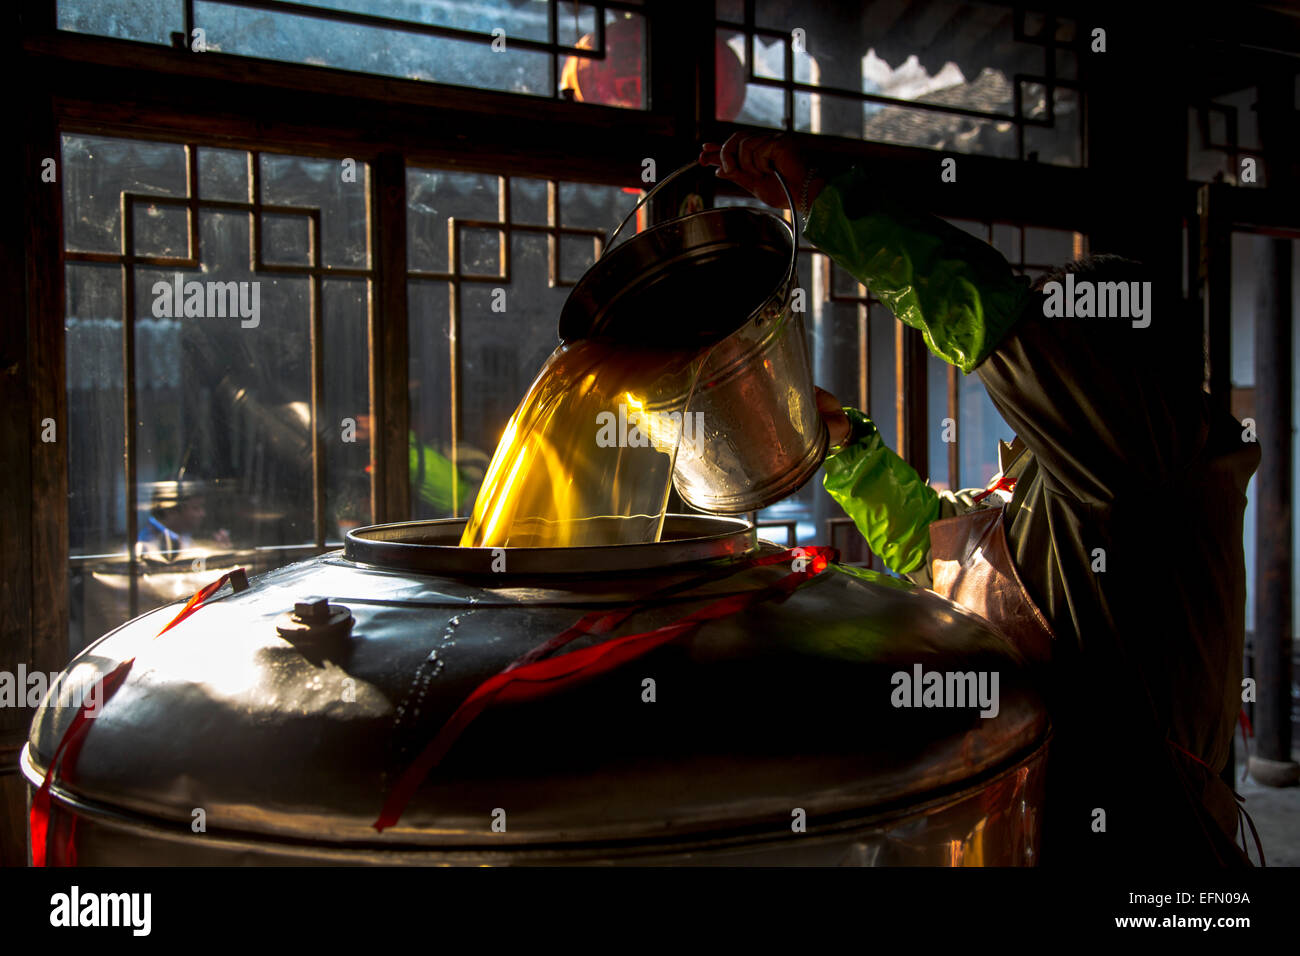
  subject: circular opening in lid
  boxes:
[344,514,758,576]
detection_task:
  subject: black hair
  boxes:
[1030,253,1146,293]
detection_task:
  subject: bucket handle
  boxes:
[602,161,798,282]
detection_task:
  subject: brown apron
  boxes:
[928,504,1055,665]
[927,495,1258,864]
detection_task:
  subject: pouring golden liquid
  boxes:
[459,339,709,549]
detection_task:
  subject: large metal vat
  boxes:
[24,516,1048,865]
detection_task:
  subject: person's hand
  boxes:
[815,387,852,451]
[699,133,824,215]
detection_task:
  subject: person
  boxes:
[350,413,485,517]
[136,480,231,560]
[700,132,1262,867]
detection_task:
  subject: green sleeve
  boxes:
[409,433,476,514]
[803,167,1032,373]
[822,409,942,576]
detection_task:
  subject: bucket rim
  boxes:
[557,205,797,345]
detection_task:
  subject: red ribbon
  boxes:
[373,546,836,832]
[971,474,1018,503]
[29,568,246,866]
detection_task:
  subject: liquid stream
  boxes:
[459,339,708,549]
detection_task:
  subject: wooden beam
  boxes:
[2,0,68,867]
[371,151,411,524]
[27,31,677,187]
[897,326,930,480]
[704,122,1095,230]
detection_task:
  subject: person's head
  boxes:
[165,495,207,534]
[1030,254,1205,392]
[150,479,209,533]
[1029,253,1146,294]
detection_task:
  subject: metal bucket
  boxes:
[557,163,828,514]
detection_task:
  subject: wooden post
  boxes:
[1248,70,1299,787]
[371,151,411,524]
[1248,235,1297,785]
[1,0,68,867]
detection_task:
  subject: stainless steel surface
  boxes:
[26,516,1049,865]
[23,741,1047,866]
[559,168,828,515]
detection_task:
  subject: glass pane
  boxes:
[194,0,549,94]
[510,177,549,226]
[1024,226,1076,268]
[1024,86,1082,167]
[262,213,313,267]
[131,201,190,259]
[407,170,500,274]
[260,154,369,268]
[62,135,187,254]
[459,227,505,279]
[959,372,1015,490]
[293,0,550,42]
[857,93,1017,159]
[990,222,1020,262]
[198,148,250,202]
[323,279,372,541]
[66,263,125,562]
[558,233,599,284]
[64,0,647,105]
[558,181,638,231]
[408,280,456,518]
[58,0,182,45]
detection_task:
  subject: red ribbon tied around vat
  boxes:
[372,545,837,832]
[29,568,248,867]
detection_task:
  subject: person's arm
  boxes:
[804,167,1031,374]
[801,163,1211,500]
[702,134,1029,374]
[824,408,988,586]
[705,134,1203,512]
[410,433,480,515]
[823,409,939,577]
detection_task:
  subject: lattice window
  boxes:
[1188,87,1268,186]
[714,1,1083,166]
[57,0,648,106]
[63,134,372,650]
